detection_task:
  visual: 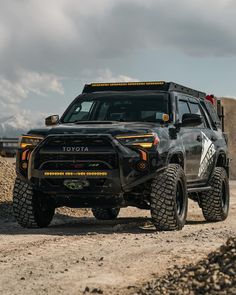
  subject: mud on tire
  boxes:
[199,167,229,222]
[92,208,120,220]
[13,177,55,228]
[150,164,188,231]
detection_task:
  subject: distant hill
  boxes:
[0,114,42,137]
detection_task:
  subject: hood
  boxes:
[27,121,161,138]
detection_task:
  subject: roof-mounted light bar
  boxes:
[82,81,206,98]
[90,81,165,87]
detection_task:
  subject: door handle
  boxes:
[211,136,217,142]
[196,135,202,142]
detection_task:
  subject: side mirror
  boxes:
[45,115,59,126]
[175,113,203,128]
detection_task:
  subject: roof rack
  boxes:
[82,81,206,98]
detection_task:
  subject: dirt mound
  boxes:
[135,237,236,295]
[0,157,16,218]
[0,157,16,203]
[221,98,236,179]
[0,157,89,219]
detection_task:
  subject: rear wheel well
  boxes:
[216,153,228,176]
[216,153,226,168]
[169,153,184,169]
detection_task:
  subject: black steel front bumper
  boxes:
[23,134,156,201]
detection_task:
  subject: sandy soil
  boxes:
[0,183,235,295]
[2,157,16,164]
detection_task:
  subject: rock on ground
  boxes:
[134,237,236,295]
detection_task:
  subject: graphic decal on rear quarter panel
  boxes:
[198,132,216,178]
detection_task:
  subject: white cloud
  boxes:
[0,102,46,136]
[19,69,64,96]
[0,112,32,130]
[0,0,236,132]
[0,109,47,137]
[0,68,64,132]
[1,0,236,77]
[0,69,64,105]
[86,68,139,83]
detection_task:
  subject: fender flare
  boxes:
[167,151,185,171]
[213,150,229,176]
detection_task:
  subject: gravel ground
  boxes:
[0,157,15,203]
[133,237,236,295]
[0,156,235,295]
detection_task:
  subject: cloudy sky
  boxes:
[0,0,236,128]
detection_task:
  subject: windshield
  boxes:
[62,93,169,123]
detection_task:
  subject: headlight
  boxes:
[116,133,159,149]
[19,135,44,149]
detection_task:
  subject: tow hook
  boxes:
[64,179,90,190]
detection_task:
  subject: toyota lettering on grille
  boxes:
[62,146,89,152]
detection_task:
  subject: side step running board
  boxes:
[187,186,212,193]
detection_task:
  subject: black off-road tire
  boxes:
[92,208,120,220]
[13,177,55,228]
[150,164,188,231]
[199,167,229,222]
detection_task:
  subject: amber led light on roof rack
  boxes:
[83,81,206,98]
[91,81,165,87]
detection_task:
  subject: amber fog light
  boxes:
[136,160,148,171]
[22,162,28,169]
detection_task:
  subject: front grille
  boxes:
[43,137,113,151]
[34,136,118,170]
[35,154,117,169]
[41,161,111,170]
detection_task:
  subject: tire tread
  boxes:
[200,167,229,222]
[13,177,54,228]
[150,164,187,231]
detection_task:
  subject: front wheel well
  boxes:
[169,153,184,169]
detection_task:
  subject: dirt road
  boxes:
[0,183,236,295]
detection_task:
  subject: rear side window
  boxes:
[188,102,207,128]
[202,100,220,130]
[188,102,201,115]
[178,97,207,128]
[178,100,190,121]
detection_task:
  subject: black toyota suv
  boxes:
[13,81,230,231]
